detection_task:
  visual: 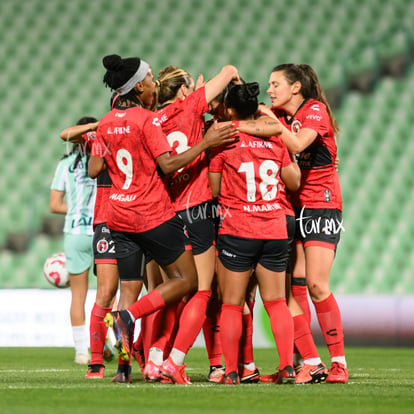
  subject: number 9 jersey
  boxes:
[209,133,292,240]
[92,106,175,233]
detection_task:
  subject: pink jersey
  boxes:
[92,106,175,233]
[157,87,211,211]
[274,98,342,211]
[209,133,291,239]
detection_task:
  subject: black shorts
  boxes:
[210,198,221,239]
[177,201,215,255]
[286,215,296,274]
[217,234,289,272]
[294,207,343,250]
[111,215,191,270]
[93,223,117,276]
[109,230,146,282]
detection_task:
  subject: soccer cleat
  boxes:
[104,311,134,362]
[295,362,328,384]
[220,371,240,385]
[74,353,90,365]
[274,365,296,384]
[160,357,192,385]
[85,364,104,379]
[239,366,260,383]
[144,360,163,382]
[326,362,349,384]
[293,354,304,374]
[260,372,278,383]
[207,365,225,383]
[111,364,132,384]
[294,361,304,375]
[160,374,174,384]
[132,345,145,376]
[103,339,115,363]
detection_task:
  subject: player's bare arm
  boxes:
[60,122,99,143]
[49,189,67,214]
[208,171,221,198]
[156,122,237,175]
[88,155,106,179]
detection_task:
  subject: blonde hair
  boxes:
[156,66,191,105]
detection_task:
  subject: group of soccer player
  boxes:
[60,54,348,385]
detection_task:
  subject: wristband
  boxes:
[232,121,240,128]
[82,131,96,142]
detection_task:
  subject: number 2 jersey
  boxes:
[209,133,292,240]
[156,87,211,211]
[274,98,342,211]
[92,106,175,233]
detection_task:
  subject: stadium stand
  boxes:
[0,0,413,291]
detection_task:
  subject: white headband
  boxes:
[116,60,150,96]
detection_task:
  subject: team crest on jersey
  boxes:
[291,120,302,134]
[97,238,109,253]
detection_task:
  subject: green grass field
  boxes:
[1,347,413,414]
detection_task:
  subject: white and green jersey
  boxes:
[51,152,96,235]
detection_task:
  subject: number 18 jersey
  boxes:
[209,133,292,240]
[92,106,175,233]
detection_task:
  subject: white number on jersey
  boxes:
[238,160,279,202]
[167,131,190,173]
[116,149,133,190]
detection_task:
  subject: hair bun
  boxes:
[245,82,260,98]
[102,54,123,71]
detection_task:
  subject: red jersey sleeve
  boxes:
[300,101,329,137]
[143,114,172,159]
[91,126,109,158]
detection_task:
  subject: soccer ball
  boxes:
[43,253,70,288]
